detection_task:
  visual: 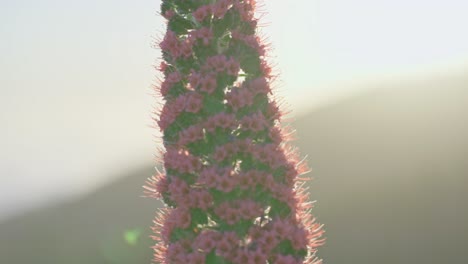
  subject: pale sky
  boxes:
[1,0,468,220]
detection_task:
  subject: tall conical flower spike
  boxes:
[146,0,325,263]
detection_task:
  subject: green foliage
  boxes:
[206,251,231,264]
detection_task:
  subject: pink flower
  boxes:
[188,70,202,90]
[186,252,206,264]
[213,145,228,162]
[289,228,309,251]
[158,61,167,72]
[200,73,217,94]
[226,87,254,111]
[271,218,293,239]
[193,230,219,252]
[199,166,218,188]
[237,171,255,190]
[184,92,203,113]
[167,71,181,83]
[234,0,255,22]
[260,58,273,79]
[171,94,187,115]
[143,172,168,199]
[250,247,268,264]
[159,30,181,58]
[178,125,204,145]
[225,57,240,76]
[207,55,227,72]
[214,112,236,129]
[214,203,240,224]
[157,104,176,131]
[168,177,190,204]
[249,77,270,94]
[166,242,185,262]
[234,248,251,263]
[203,115,218,133]
[238,200,263,219]
[213,0,231,19]
[193,5,212,22]
[258,230,280,251]
[241,112,268,132]
[216,171,235,193]
[191,27,213,46]
[265,100,282,121]
[216,238,234,260]
[179,38,193,58]
[168,207,191,229]
[163,10,175,20]
[194,189,213,210]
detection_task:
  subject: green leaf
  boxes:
[191,208,209,226]
[203,95,225,115]
[168,14,193,34]
[206,251,230,264]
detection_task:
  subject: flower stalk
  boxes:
[145,0,324,263]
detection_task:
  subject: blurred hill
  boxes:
[1,74,467,264]
[294,74,468,263]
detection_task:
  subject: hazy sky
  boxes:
[1,0,468,220]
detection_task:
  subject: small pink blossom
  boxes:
[191,27,213,46]
[188,70,202,90]
[226,57,240,76]
[226,88,254,111]
[241,112,268,132]
[185,92,204,113]
[213,145,228,162]
[162,10,175,20]
[214,112,236,129]
[199,166,218,188]
[216,171,236,193]
[178,125,204,145]
[200,73,217,94]
[186,252,206,264]
[194,189,213,210]
[193,230,219,252]
[157,104,176,131]
[193,5,212,22]
[207,55,227,72]
[249,77,270,94]
[179,38,193,58]
[213,0,231,19]
[159,30,181,58]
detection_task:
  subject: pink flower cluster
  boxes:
[163,148,202,174]
[148,0,324,263]
[232,29,268,56]
[157,91,203,130]
[193,0,252,22]
[190,27,213,46]
[225,77,271,111]
[159,71,181,97]
[214,199,264,224]
[168,177,213,209]
[156,216,323,264]
[188,55,240,93]
[173,111,273,147]
[159,31,194,60]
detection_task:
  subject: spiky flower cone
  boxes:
[145,0,325,263]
